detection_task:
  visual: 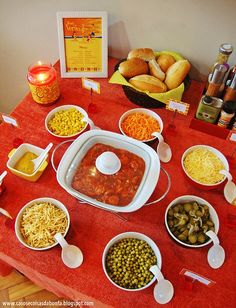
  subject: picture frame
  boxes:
[57,11,108,78]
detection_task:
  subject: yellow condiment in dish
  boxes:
[14,152,38,175]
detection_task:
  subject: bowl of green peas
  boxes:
[102,232,162,291]
[45,105,93,138]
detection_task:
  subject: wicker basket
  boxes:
[114,59,190,109]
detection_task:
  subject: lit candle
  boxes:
[27,61,60,105]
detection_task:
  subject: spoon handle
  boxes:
[150,265,164,281]
[152,132,164,143]
[54,232,68,248]
[38,143,53,163]
[82,117,95,130]
[220,170,232,182]
[0,171,7,183]
[206,230,219,245]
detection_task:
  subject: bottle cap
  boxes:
[219,44,233,55]
[203,96,213,104]
[223,101,236,114]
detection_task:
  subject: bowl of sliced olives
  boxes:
[102,232,162,291]
[165,195,219,248]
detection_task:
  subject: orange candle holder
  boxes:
[27,61,60,106]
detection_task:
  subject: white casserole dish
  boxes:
[53,130,169,213]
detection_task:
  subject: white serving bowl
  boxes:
[181,145,229,190]
[119,108,163,143]
[56,130,161,213]
[15,197,70,250]
[45,104,91,139]
[102,232,162,291]
[165,195,219,248]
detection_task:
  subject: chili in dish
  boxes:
[71,143,145,206]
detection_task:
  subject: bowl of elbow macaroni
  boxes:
[45,105,89,138]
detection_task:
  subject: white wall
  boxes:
[1,0,236,113]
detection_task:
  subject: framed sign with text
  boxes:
[57,11,108,78]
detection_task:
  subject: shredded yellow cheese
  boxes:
[20,202,68,248]
[183,148,225,184]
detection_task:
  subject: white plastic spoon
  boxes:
[220,170,236,205]
[0,171,7,184]
[206,230,225,269]
[0,208,12,219]
[152,132,172,163]
[150,265,174,304]
[82,117,101,130]
[31,143,53,171]
[54,233,83,269]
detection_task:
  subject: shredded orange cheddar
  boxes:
[121,112,160,141]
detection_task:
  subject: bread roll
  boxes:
[127,48,155,62]
[165,60,191,90]
[129,74,167,93]
[118,58,149,78]
[157,54,176,73]
[148,59,165,81]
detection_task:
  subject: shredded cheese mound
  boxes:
[121,112,160,141]
[183,148,225,184]
[20,202,68,248]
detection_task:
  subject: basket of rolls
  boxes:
[109,48,191,108]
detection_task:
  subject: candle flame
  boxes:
[37,73,47,81]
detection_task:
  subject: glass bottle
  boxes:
[217,101,236,128]
[223,72,236,102]
[209,43,233,76]
[205,64,227,97]
[205,44,233,92]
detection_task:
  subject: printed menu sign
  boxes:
[57,12,108,78]
[63,18,102,73]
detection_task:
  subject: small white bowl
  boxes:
[102,231,162,291]
[165,195,219,248]
[181,145,229,190]
[45,105,89,138]
[119,108,163,143]
[15,197,70,250]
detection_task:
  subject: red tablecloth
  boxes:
[0,58,236,308]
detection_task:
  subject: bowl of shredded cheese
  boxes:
[119,108,163,143]
[15,197,70,250]
[45,105,90,138]
[181,145,229,189]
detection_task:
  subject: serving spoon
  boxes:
[152,132,172,163]
[150,265,174,304]
[220,170,236,205]
[206,230,225,269]
[54,233,83,269]
[31,143,53,172]
[0,171,7,184]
